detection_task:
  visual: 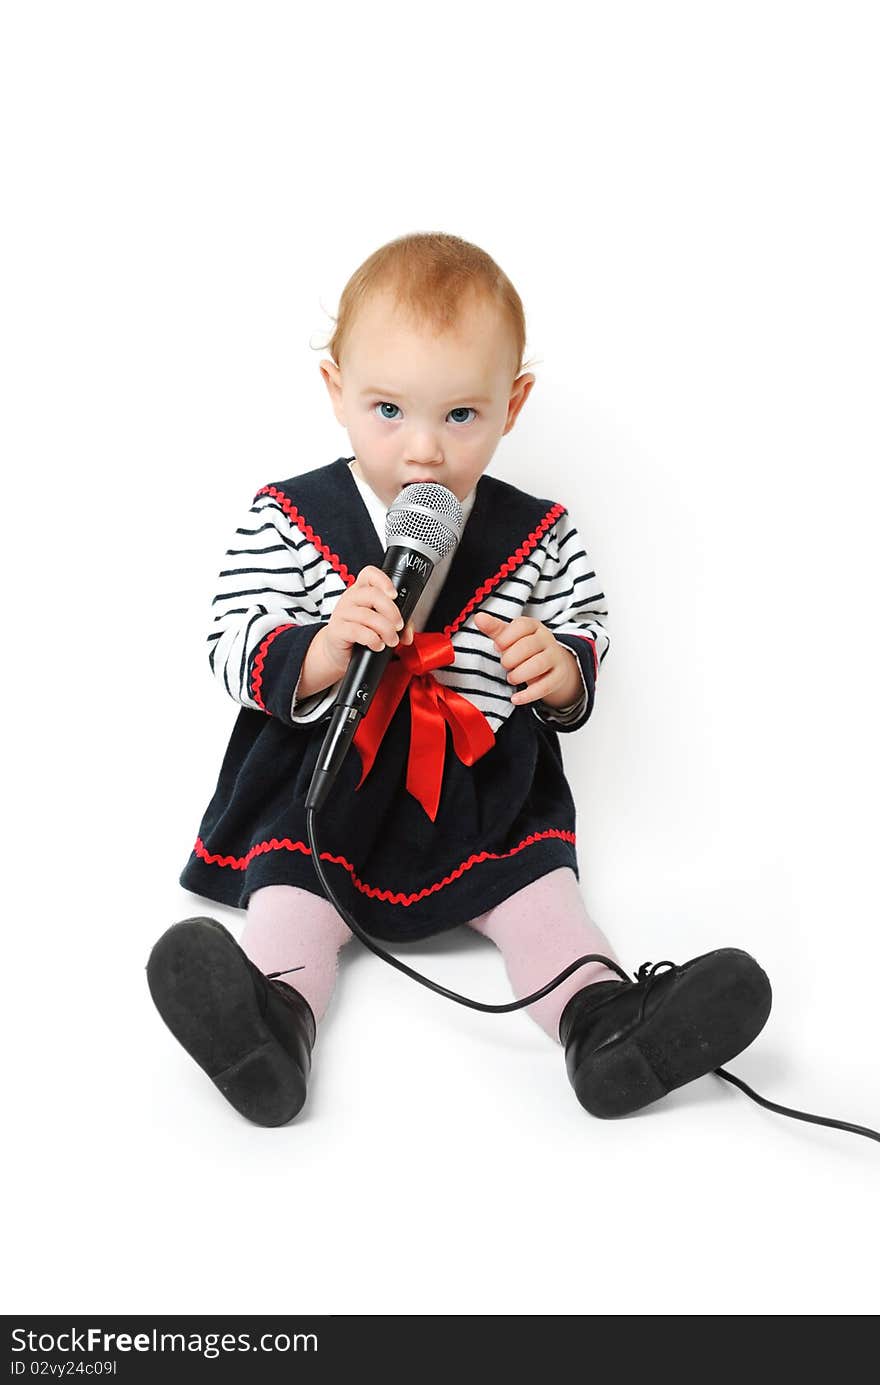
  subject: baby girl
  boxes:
[147,231,771,1126]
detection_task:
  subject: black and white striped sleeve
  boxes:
[206,489,341,727]
[523,508,610,733]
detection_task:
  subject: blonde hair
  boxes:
[314,231,536,382]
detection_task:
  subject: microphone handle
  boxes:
[305,545,435,812]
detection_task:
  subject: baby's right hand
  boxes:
[322,565,415,676]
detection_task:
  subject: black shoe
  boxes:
[146,916,317,1127]
[558,948,772,1118]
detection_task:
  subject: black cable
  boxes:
[306,807,631,1010]
[306,807,880,1145]
[712,1066,880,1144]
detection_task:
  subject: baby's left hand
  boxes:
[472,610,582,709]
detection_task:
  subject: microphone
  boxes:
[305,481,464,812]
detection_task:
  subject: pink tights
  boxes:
[240,868,626,1043]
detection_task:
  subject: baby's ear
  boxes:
[319,359,346,426]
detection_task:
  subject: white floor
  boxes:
[8,864,878,1317]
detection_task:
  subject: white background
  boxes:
[3,1,878,1317]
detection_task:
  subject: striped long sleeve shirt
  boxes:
[206,463,610,740]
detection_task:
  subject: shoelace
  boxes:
[633,960,679,1025]
[567,958,681,1027]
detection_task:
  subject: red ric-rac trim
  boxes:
[255,485,357,588]
[445,502,566,636]
[192,828,576,906]
[249,622,297,711]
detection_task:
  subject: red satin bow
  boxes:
[352,630,496,821]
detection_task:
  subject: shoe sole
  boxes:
[571,948,772,1118]
[147,917,308,1127]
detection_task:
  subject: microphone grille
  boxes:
[385,483,464,561]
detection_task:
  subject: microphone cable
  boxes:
[306,805,880,1145]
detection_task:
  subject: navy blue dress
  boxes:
[179,457,610,942]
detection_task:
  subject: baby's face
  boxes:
[320,288,535,508]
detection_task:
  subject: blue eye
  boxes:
[373,402,478,425]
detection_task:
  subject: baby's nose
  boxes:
[405,429,443,464]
